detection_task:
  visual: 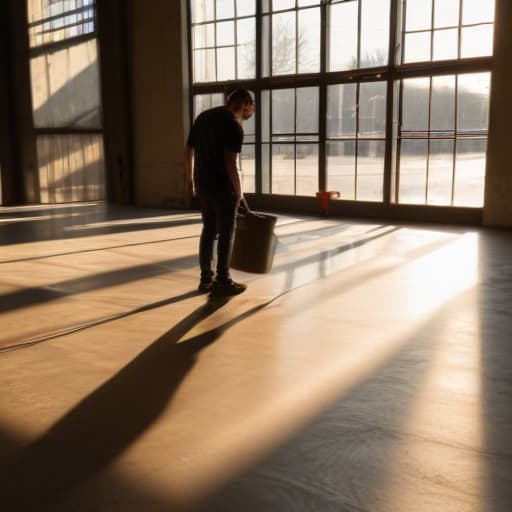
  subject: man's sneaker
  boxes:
[210,279,247,297]
[198,279,213,293]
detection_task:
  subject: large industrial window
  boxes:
[188,0,495,212]
[27,0,105,203]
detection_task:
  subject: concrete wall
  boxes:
[129,0,190,209]
[484,0,512,227]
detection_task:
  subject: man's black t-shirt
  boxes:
[187,106,243,194]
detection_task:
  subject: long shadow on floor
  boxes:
[1,295,230,511]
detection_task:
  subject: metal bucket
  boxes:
[231,211,278,273]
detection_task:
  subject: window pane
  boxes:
[31,39,101,128]
[327,141,356,200]
[236,0,256,16]
[216,0,234,19]
[273,12,296,75]
[434,0,459,28]
[194,48,216,82]
[273,0,295,11]
[240,144,256,193]
[263,15,270,76]
[217,46,235,80]
[402,78,430,132]
[357,140,384,201]
[454,139,486,207]
[399,140,428,204]
[262,143,271,193]
[462,0,495,25]
[431,75,455,132]
[404,31,431,63]
[193,24,215,48]
[405,0,432,31]
[28,0,96,47]
[457,73,490,133]
[298,7,320,73]
[272,144,295,195]
[329,1,358,71]
[296,87,319,133]
[216,20,234,46]
[296,144,318,196]
[191,0,215,23]
[298,0,320,6]
[37,134,105,203]
[272,89,295,133]
[237,18,256,78]
[358,82,387,138]
[327,84,357,138]
[193,93,224,118]
[360,0,390,68]
[427,139,454,205]
[262,90,271,142]
[461,25,494,58]
[433,28,458,61]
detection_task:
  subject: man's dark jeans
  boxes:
[198,189,237,283]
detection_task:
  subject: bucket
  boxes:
[231,211,278,273]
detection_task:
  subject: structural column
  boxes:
[484,0,512,227]
[128,0,191,208]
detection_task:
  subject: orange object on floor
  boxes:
[316,191,340,216]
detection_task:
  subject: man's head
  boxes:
[226,88,254,121]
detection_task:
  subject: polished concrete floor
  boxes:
[0,202,511,511]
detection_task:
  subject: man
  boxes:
[185,88,254,296]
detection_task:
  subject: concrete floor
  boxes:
[0,202,511,511]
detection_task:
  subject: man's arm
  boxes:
[224,150,242,207]
[184,144,194,201]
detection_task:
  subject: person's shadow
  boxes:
[1,294,242,511]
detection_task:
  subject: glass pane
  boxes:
[272,89,295,133]
[244,100,256,135]
[296,87,319,133]
[262,90,271,142]
[216,20,234,46]
[274,0,295,11]
[430,75,455,132]
[191,0,215,23]
[457,73,490,134]
[399,139,428,204]
[404,31,431,63]
[263,15,270,76]
[236,0,256,16]
[462,0,495,25]
[194,93,224,118]
[327,83,357,138]
[240,144,256,193]
[296,144,318,196]
[405,0,432,31]
[193,24,215,48]
[427,139,454,205]
[360,0,390,68]
[461,25,494,58]
[37,134,105,203]
[329,1,358,71]
[327,141,356,200]
[358,81,387,138]
[298,0,320,6]
[434,0,459,28]
[433,28,458,60]
[262,143,270,193]
[31,39,101,128]
[194,48,216,82]
[272,144,295,195]
[273,12,296,75]
[454,138,486,207]
[217,46,235,80]
[298,7,320,73]
[402,78,430,132]
[237,18,256,78]
[357,140,385,201]
[28,0,96,47]
[216,0,234,19]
